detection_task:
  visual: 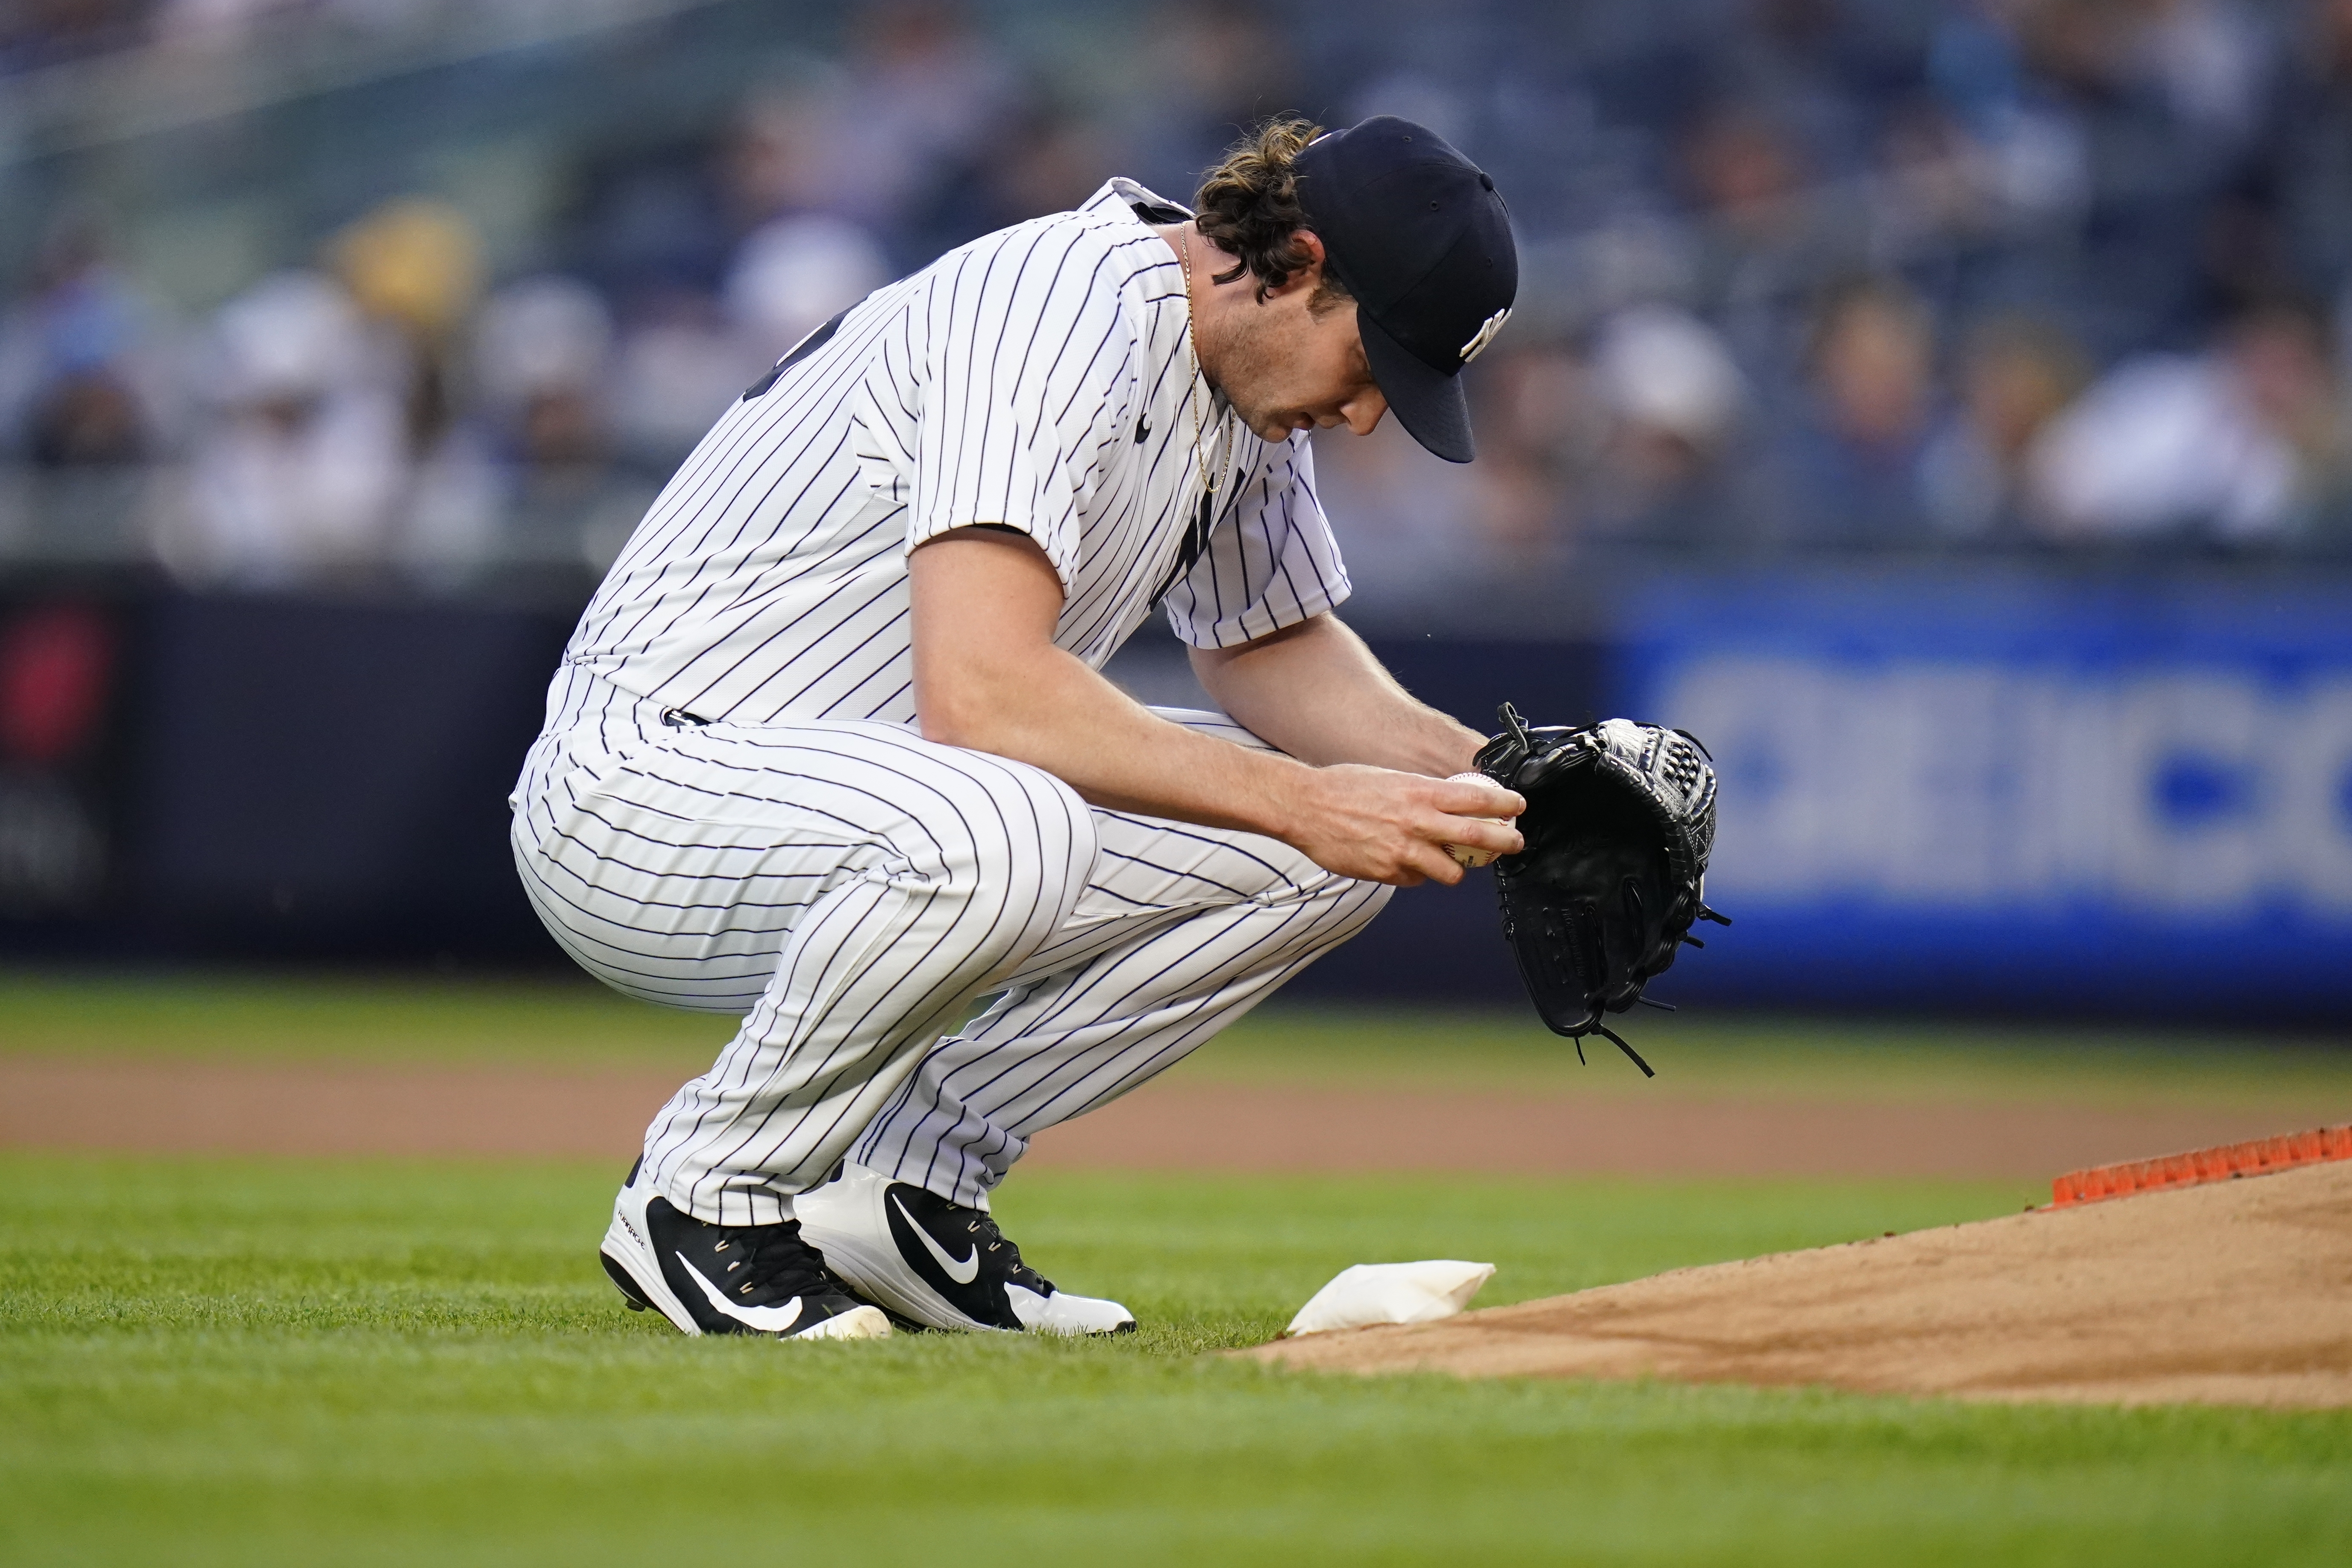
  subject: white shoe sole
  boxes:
[600,1177,890,1342]
[1009,1281,1137,1336]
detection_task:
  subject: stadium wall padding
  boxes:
[4,571,2348,1022]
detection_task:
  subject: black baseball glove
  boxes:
[1474,704,1728,1077]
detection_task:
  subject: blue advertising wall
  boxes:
[1621,565,2352,1018]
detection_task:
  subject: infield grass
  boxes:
[5,1154,2349,1567]
[8,967,2352,1115]
[5,973,2349,1562]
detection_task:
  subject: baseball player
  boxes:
[511,116,1523,1341]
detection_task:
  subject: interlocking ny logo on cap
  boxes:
[1460,307,1511,364]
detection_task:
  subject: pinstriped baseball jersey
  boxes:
[558,178,1351,728]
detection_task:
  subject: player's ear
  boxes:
[1261,229,1329,301]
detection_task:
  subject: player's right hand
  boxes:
[1283,765,1524,887]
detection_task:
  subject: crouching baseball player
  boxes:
[510,116,1524,1340]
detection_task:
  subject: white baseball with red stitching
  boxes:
[1441,770,1513,869]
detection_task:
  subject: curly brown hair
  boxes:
[1192,117,1353,311]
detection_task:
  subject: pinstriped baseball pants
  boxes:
[511,675,1391,1223]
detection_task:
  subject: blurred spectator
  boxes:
[5,0,2352,587]
[609,291,757,473]
[1926,0,2094,244]
[1715,0,1920,175]
[722,85,838,233]
[961,105,1128,234]
[723,214,889,367]
[2130,0,2272,151]
[1685,99,1806,236]
[1867,97,2010,297]
[764,0,1020,267]
[1680,100,1870,375]
[592,5,996,477]
[1919,312,2090,540]
[0,217,171,470]
[1583,305,1755,549]
[2007,0,2272,355]
[329,198,501,584]
[607,190,889,474]
[158,197,491,588]
[574,137,737,305]
[1872,96,1990,235]
[329,198,478,450]
[2276,0,2352,302]
[1459,341,1593,579]
[1309,416,1498,622]
[471,275,657,575]
[473,276,615,472]
[2026,299,2348,548]
[2227,302,2352,526]
[166,270,408,587]
[1763,277,1939,546]
[1124,0,1300,197]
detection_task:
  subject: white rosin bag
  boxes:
[1283,1260,1497,1336]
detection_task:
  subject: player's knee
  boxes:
[1255,842,1386,907]
[929,756,1095,919]
[1011,766,1097,924]
[1236,852,1394,949]
[1323,877,1394,946]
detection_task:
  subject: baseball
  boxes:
[1441,770,1515,869]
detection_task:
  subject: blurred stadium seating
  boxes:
[3,0,2349,1016]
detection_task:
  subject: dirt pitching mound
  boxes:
[1251,1160,2352,1408]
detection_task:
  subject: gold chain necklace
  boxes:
[1150,225,1229,608]
[1174,228,1224,505]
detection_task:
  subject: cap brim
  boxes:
[1360,308,1475,463]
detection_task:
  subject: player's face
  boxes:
[1212,291,1389,444]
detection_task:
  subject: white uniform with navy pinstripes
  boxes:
[511,179,1390,1224]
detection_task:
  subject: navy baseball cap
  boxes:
[1294,117,1517,464]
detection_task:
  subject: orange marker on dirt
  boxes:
[2049,1124,2352,1207]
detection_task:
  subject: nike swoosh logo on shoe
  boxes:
[891,1192,979,1284]
[675,1251,806,1333]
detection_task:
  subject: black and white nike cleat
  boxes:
[599,1158,891,1341]
[796,1162,1136,1335]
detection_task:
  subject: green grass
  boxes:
[0,970,731,1069]
[7,968,2352,1113]
[4,974,2350,1561]
[5,1155,2348,1566]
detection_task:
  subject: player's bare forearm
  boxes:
[908,529,1520,885]
[911,529,1334,835]
[1188,613,1484,776]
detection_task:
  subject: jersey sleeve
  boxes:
[1161,435,1353,649]
[904,231,1140,592]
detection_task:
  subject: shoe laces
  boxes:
[710,1219,844,1304]
[953,1208,1053,1294]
